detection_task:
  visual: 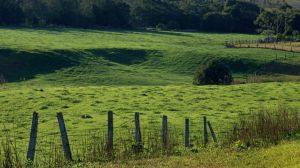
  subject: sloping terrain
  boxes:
[1,28,300,85]
[1,28,300,167]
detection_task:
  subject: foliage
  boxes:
[0,0,284,33]
[194,61,233,85]
[1,0,300,34]
[229,105,300,147]
[255,6,300,35]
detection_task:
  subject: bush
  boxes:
[194,61,233,85]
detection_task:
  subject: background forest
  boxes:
[1,0,300,35]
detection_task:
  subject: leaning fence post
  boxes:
[162,115,168,149]
[185,118,190,147]
[57,112,72,161]
[108,111,113,156]
[207,121,218,143]
[134,112,143,152]
[203,116,208,145]
[27,112,38,162]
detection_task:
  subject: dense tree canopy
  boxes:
[0,0,299,34]
[255,4,299,36]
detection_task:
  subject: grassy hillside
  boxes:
[1,27,300,167]
[2,82,300,140]
[1,28,300,85]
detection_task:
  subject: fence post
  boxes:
[185,118,190,147]
[203,116,208,145]
[57,112,72,161]
[134,112,143,152]
[27,112,38,162]
[285,53,287,60]
[108,111,113,156]
[207,121,218,144]
[162,115,168,149]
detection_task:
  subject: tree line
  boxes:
[0,0,300,34]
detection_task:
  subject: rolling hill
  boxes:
[1,28,300,86]
[1,27,300,167]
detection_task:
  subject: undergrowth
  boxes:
[229,105,300,148]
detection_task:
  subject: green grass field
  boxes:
[1,27,300,167]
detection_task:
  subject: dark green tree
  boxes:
[0,0,23,25]
[194,61,233,85]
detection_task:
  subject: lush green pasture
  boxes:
[1,27,300,85]
[1,82,300,145]
[1,27,300,166]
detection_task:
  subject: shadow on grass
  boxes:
[0,47,161,83]
[218,58,300,76]
[125,30,193,37]
[0,48,82,82]
[0,26,193,37]
[87,48,160,65]
[260,61,300,75]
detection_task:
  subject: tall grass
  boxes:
[0,137,23,168]
[229,105,300,147]
[0,126,192,167]
[1,105,299,167]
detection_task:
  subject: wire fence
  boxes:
[225,39,300,53]
[0,111,222,167]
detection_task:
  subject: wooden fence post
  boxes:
[285,53,287,60]
[134,112,143,152]
[162,115,168,149]
[207,121,218,143]
[27,112,38,162]
[57,112,72,161]
[203,116,208,145]
[185,118,190,147]
[108,111,113,156]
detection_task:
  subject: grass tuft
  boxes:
[229,105,300,147]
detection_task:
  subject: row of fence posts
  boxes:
[225,40,297,54]
[26,111,217,164]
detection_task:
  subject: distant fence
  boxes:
[225,39,300,54]
[20,111,219,164]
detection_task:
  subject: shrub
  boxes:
[194,61,233,85]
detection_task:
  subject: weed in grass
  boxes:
[229,105,300,148]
